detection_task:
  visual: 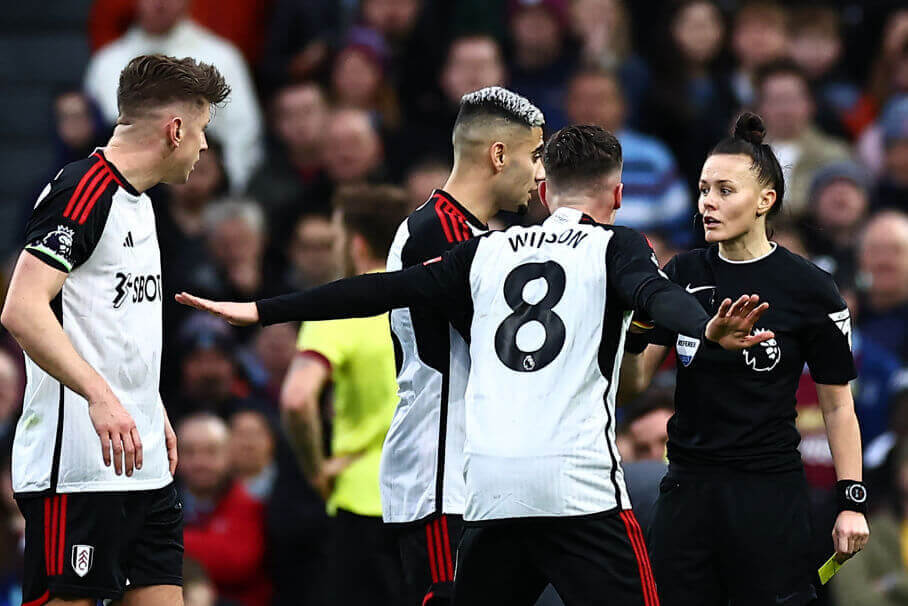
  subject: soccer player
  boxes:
[176,124,773,605]
[620,113,870,605]
[382,86,544,605]
[281,186,410,605]
[1,54,229,606]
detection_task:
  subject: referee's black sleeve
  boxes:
[256,238,479,326]
[605,227,711,340]
[802,278,857,385]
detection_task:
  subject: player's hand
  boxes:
[832,510,870,562]
[163,407,178,476]
[87,383,142,477]
[704,294,775,351]
[175,292,259,326]
[314,454,361,500]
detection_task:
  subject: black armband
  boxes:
[836,480,868,515]
[624,331,650,354]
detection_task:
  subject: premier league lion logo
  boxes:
[743,328,781,372]
[39,225,75,262]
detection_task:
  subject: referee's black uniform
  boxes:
[647,243,856,606]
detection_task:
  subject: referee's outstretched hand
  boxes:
[87,382,142,477]
[175,292,260,326]
[704,294,774,351]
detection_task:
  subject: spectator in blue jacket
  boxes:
[564,67,693,245]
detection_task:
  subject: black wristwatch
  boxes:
[836,480,868,515]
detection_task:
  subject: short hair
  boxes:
[333,185,411,258]
[203,198,266,235]
[788,5,839,37]
[117,54,231,119]
[754,58,809,96]
[454,86,545,132]
[734,1,788,30]
[542,125,622,189]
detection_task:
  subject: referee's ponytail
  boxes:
[709,112,785,220]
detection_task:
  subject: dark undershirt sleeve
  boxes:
[257,238,479,326]
[648,257,681,346]
[606,228,711,341]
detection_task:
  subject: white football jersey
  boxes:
[382,190,486,523]
[461,207,638,521]
[13,151,171,495]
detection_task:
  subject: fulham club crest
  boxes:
[72,545,94,577]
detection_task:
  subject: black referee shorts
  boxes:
[453,509,659,606]
[647,466,816,606]
[16,483,183,604]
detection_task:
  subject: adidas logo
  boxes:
[123,231,135,248]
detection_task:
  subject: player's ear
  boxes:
[167,117,183,148]
[756,188,776,217]
[614,182,623,210]
[538,180,549,211]
[490,141,506,173]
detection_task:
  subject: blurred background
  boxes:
[1,1,908,605]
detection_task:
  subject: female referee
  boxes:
[620,112,870,606]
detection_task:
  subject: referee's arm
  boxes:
[2,252,142,477]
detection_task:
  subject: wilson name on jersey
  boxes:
[13,151,171,495]
[382,190,487,524]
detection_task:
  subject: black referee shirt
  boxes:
[651,244,857,472]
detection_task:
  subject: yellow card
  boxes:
[818,554,844,585]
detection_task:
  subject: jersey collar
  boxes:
[431,189,489,231]
[92,149,141,197]
[547,207,598,226]
[717,242,778,264]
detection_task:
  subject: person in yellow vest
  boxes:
[279,184,410,606]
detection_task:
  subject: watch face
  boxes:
[846,484,867,503]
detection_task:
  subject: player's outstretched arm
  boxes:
[177,247,472,326]
[1,252,142,476]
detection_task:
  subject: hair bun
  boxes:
[733,112,767,145]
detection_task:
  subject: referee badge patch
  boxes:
[828,308,852,349]
[676,334,701,367]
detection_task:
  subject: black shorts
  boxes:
[396,514,463,605]
[16,483,183,604]
[647,466,816,606]
[333,509,402,606]
[453,510,659,606]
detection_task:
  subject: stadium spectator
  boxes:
[507,0,575,130]
[322,109,386,186]
[833,442,908,606]
[623,392,674,462]
[801,161,872,287]
[252,323,299,406]
[646,0,736,190]
[331,27,400,131]
[280,185,408,606]
[404,157,450,211]
[183,558,240,606]
[569,0,650,128]
[358,0,446,121]
[755,60,852,218]
[874,97,908,212]
[229,409,278,501]
[284,211,340,291]
[204,199,287,304]
[260,0,343,90]
[388,34,507,177]
[84,0,264,189]
[179,413,272,606]
[857,211,908,362]
[89,0,270,64]
[0,457,22,606]
[50,90,110,166]
[846,9,908,140]
[787,6,859,139]
[564,68,692,245]
[729,1,790,107]
[173,313,262,419]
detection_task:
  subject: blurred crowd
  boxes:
[1,0,908,604]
